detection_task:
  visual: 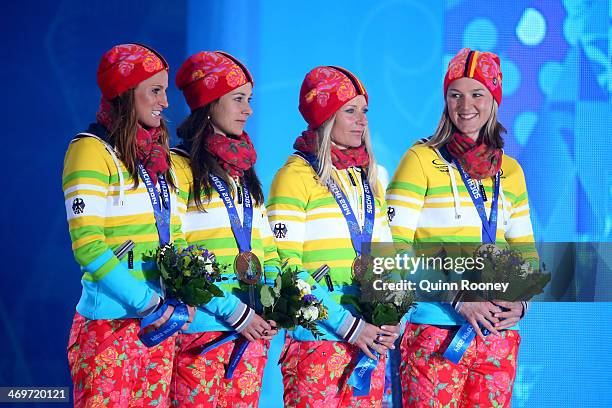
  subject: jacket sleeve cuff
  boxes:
[520,301,529,318]
[137,293,163,317]
[452,290,465,312]
[337,315,365,344]
[226,302,255,333]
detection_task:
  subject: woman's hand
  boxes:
[241,314,272,342]
[146,303,196,333]
[376,324,401,350]
[181,305,197,331]
[458,302,502,339]
[145,303,175,332]
[354,322,398,359]
[262,320,279,341]
[491,301,524,330]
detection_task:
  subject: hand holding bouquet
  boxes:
[137,243,226,347]
[352,256,415,327]
[346,254,414,396]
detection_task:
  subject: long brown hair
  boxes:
[177,105,264,210]
[105,89,175,188]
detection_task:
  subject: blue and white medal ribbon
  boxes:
[136,164,187,347]
[442,149,501,363]
[452,157,500,244]
[198,332,241,356]
[442,324,477,364]
[209,174,253,253]
[296,152,375,257]
[209,174,256,378]
[348,350,380,396]
[137,163,171,245]
[138,299,189,347]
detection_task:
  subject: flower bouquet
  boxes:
[441,244,550,364]
[259,266,329,338]
[137,243,226,347]
[475,243,550,302]
[154,243,226,306]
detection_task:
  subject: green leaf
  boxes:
[372,304,400,326]
[209,285,224,297]
[274,275,283,296]
[276,297,289,314]
[160,263,170,281]
[260,285,276,308]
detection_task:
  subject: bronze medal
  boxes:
[234,251,262,285]
[474,243,500,258]
[351,254,374,279]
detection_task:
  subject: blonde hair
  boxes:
[426,100,505,149]
[313,115,379,195]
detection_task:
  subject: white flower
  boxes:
[197,256,214,273]
[296,279,311,295]
[520,261,533,277]
[300,306,319,322]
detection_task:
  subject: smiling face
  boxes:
[133,70,169,128]
[446,77,494,141]
[330,95,368,149]
[209,82,253,137]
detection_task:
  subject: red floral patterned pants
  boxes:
[67,312,175,408]
[280,336,387,408]
[170,331,268,407]
[400,323,520,408]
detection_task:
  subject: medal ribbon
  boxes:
[348,350,380,396]
[209,174,256,376]
[199,332,241,356]
[449,155,500,244]
[137,163,171,245]
[138,299,189,347]
[136,164,189,347]
[209,174,253,253]
[296,152,375,256]
[440,147,501,363]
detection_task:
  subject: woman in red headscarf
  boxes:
[62,43,192,407]
[387,48,537,407]
[170,51,281,407]
[267,66,400,407]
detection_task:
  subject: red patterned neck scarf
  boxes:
[293,130,369,170]
[446,132,502,179]
[204,128,257,178]
[96,98,169,185]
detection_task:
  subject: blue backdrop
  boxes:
[1,0,611,406]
